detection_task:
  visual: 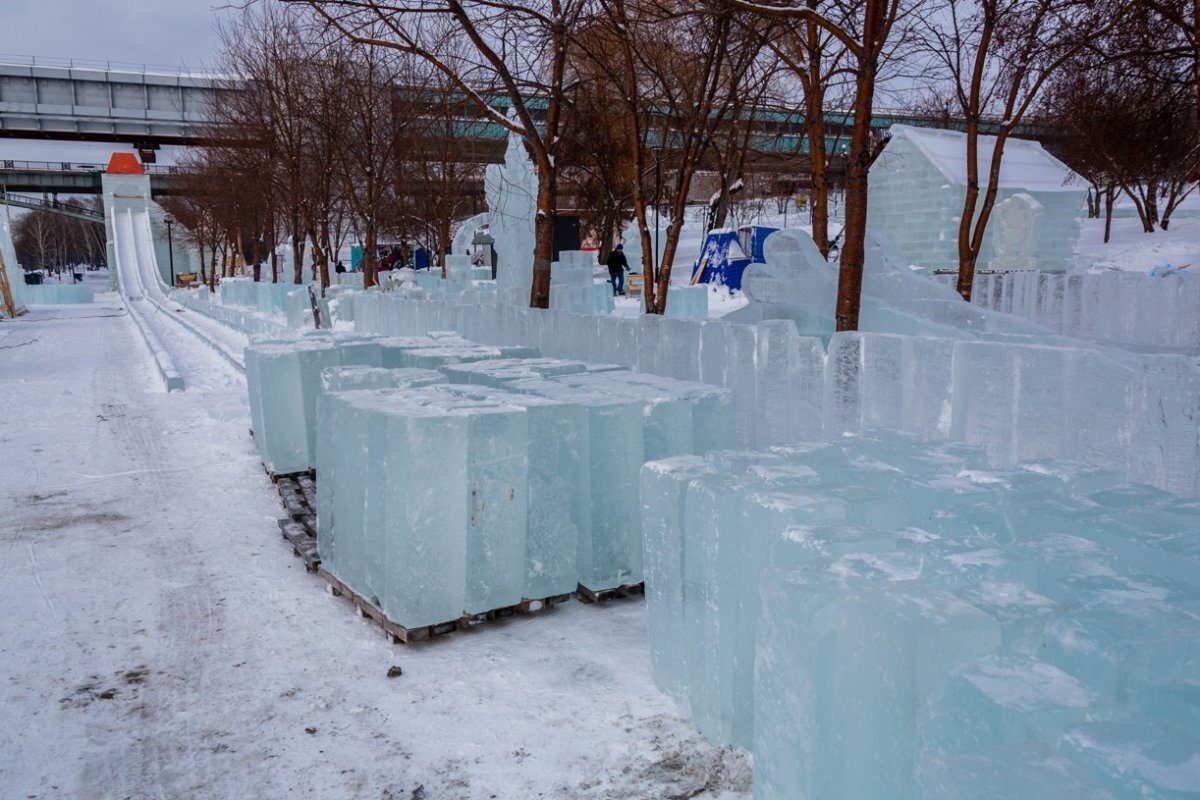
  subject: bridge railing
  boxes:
[0,159,183,175]
[0,53,216,78]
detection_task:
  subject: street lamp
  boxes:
[653,148,662,286]
[164,213,176,287]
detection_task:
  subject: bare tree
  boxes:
[919,0,1128,301]
[759,4,856,258]
[730,0,910,331]
[580,0,777,314]
[295,0,591,309]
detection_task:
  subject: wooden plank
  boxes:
[317,566,570,644]
[576,582,645,604]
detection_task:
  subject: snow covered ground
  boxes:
[1075,215,1200,274]
[0,278,748,799]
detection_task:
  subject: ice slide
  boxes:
[111,206,249,390]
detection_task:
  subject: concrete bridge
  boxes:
[0,158,182,196]
[0,57,230,158]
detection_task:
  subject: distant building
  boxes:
[867,124,1087,274]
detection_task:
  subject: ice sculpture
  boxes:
[988,193,1043,271]
[484,130,538,300]
[621,209,669,276]
[867,124,1086,273]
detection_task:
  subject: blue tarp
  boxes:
[743,225,779,263]
[691,228,752,290]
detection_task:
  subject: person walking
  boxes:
[607,243,629,296]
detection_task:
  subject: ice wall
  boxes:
[219,277,294,315]
[20,284,94,304]
[935,270,1200,350]
[342,227,1200,496]
[641,433,1200,799]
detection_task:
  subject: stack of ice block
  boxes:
[246,330,547,475]
[315,387,526,625]
[663,284,708,319]
[315,381,585,622]
[244,333,385,474]
[21,284,94,304]
[310,352,736,609]
[548,251,598,314]
[640,431,1200,800]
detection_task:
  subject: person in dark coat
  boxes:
[607,243,629,296]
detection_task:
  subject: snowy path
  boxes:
[0,305,746,799]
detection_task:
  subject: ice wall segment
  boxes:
[935,270,1200,350]
[867,125,1086,274]
[343,228,1200,497]
[642,434,1200,799]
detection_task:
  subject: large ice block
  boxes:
[918,654,1101,755]
[244,334,388,474]
[753,558,1000,800]
[510,378,645,592]
[1061,718,1200,800]
[917,744,1116,800]
[640,456,716,702]
[427,384,586,600]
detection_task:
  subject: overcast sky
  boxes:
[0,1,234,71]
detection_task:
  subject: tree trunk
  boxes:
[835,3,885,332]
[291,209,304,284]
[1145,179,1160,227]
[1125,187,1154,233]
[363,218,378,290]
[529,166,555,310]
[1103,185,1114,243]
[803,9,831,256]
[437,216,451,281]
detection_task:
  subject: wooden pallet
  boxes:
[278,519,321,572]
[318,566,569,644]
[576,581,645,604]
[276,476,315,521]
[264,463,316,484]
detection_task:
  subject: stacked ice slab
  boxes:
[219,277,292,314]
[934,270,1200,349]
[547,250,597,313]
[20,284,94,304]
[642,431,1200,800]
[245,330,545,474]
[310,352,734,629]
